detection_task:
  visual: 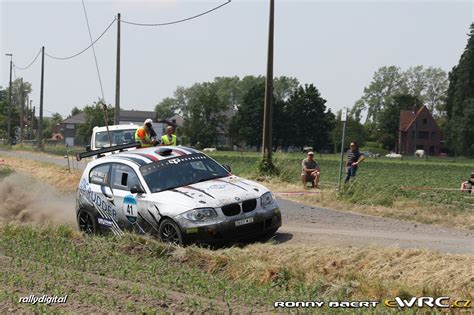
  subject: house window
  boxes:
[418,131,429,139]
[431,132,436,139]
[423,118,427,124]
[66,123,75,129]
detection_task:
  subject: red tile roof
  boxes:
[400,110,416,131]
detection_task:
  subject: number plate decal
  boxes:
[235,217,254,226]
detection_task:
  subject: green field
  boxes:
[2,144,473,210]
[209,151,474,211]
[0,224,470,313]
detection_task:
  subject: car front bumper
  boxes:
[176,207,282,243]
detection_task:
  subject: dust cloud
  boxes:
[0,172,76,226]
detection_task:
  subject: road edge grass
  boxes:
[0,223,472,313]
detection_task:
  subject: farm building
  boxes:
[398,106,442,156]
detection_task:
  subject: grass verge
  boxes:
[0,224,472,313]
[0,155,81,193]
[263,180,474,230]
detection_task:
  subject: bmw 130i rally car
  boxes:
[76,146,282,245]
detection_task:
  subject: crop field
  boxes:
[210,151,474,207]
[0,224,472,313]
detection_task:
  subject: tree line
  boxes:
[156,76,335,151]
[1,23,472,156]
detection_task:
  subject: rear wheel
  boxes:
[77,209,98,235]
[158,218,185,245]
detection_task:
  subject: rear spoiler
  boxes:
[76,142,140,161]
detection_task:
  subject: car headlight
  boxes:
[182,208,218,221]
[260,192,275,208]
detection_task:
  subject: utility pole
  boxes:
[19,78,24,144]
[5,54,13,143]
[38,46,45,151]
[26,96,29,139]
[412,110,416,155]
[262,0,274,163]
[32,105,35,141]
[114,12,121,125]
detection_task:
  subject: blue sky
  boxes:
[1,0,473,118]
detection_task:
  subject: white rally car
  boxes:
[76,146,282,245]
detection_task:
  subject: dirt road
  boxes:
[1,148,473,254]
[276,199,473,254]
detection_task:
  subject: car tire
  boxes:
[158,218,185,246]
[77,209,99,235]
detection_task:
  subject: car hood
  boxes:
[148,176,268,211]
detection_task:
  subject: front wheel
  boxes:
[77,209,99,235]
[158,218,185,246]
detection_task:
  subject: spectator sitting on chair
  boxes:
[460,172,474,195]
[301,151,320,188]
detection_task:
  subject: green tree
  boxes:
[359,66,406,123]
[273,76,299,101]
[229,81,265,148]
[182,82,229,148]
[0,80,32,140]
[43,113,63,139]
[70,106,81,116]
[358,66,448,122]
[445,23,474,156]
[76,101,114,145]
[155,97,178,120]
[285,84,334,151]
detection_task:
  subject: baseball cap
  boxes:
[471,172,474,177]
[308,151,314,155]
[144,118,153,125]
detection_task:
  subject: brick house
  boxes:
[399,106,442,155]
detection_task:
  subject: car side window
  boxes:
[89,164,110,185]
[111,164,141,191]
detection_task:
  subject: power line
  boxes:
[121,0,231,27]
[81,0,105,101]
[14,49,42,70]
[45,18,116,60]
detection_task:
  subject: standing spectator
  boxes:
[135,119,158,148]
[161,126,177,146]
[301,151,321,188]
[460,172,474,195]
[345,141,365,183]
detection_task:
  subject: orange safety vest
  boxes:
[135,127,152,147]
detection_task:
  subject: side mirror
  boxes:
[85,145,91,152]
[130,185,145,194]
[222,164,232,173]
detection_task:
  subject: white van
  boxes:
[90,124,139,151]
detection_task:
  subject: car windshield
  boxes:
[140,153,230,193]
[95,129,136,148]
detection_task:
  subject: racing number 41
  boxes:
[126,204,134,216]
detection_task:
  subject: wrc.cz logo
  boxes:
[384,297,471,309]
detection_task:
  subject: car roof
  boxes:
[96,146,202,167]
[93,124,139,132]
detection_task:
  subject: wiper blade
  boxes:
[195,175,226,183]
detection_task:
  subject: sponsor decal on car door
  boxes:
[110,163,150,234]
